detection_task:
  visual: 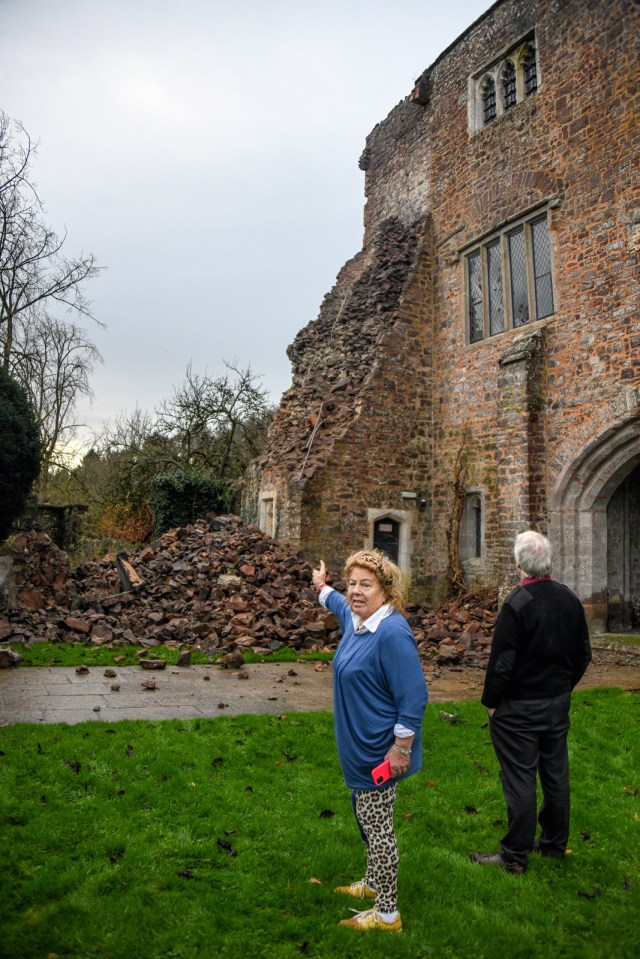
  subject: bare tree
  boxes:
[82,362,271,522]
[156,360,271,480]
[5,311,102,494]
[0,112,101,369]
[94,408,182,508]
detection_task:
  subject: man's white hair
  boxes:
[514,531,553,577]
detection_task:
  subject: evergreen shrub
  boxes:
[151,470,232,535]
[0,365,41,541]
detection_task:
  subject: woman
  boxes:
[312,549,428,933]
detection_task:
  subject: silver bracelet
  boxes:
[393,745,412,756]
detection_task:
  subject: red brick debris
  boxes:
[0,520,496,667]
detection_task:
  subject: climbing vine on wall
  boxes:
[444,425,470,599]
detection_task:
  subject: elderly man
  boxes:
[472,530,592,874]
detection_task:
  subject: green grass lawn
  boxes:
[7,642,333,668]
[0,688,638,959]
[598,633,640,646]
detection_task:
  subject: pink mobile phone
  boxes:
[371,760,393,786]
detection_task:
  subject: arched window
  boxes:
[522,45,538,96]
[482,77,496,124]
[470,33,539,133]
[502,61,517,109]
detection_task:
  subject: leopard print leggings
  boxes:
[353,783,398,913]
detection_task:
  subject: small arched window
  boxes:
[502,61,517,109]
[523,45,538,96]
[470,33,539,133]
[482,77,496,124]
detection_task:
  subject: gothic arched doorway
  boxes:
[550,415,640,633]
[606,462,640,631]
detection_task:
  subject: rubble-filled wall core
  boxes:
[245,216,437,594]
[246,0,640,628]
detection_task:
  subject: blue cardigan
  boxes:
[325,589,428,790]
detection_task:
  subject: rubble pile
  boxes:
[408,591,497,670]
[0,520,496,667]
[0,518,334,654]
[1,531,72,614]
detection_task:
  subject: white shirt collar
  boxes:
[352,603,393,634]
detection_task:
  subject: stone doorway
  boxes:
[373,517,400,564]
[606,462,640,631]
[551,413,640,633]
[367,509,412,572]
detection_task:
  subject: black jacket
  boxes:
[481,579,592,708]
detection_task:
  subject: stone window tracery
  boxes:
[464,210,555,344]
[468,34,538,133]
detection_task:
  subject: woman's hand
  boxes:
[312,559,327,589]
[385,742,413,778]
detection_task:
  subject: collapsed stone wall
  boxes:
[259,218,424,480]
[248,216,434,578]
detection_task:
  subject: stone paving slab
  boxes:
[0,662,335,726]
[1,658,638,727]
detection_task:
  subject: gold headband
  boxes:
[359,552,385,571]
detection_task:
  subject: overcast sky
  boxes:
[2,0,490,445]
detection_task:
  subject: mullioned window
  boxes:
[468,35,538,133]
[464,210,555,344]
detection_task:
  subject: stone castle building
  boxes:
[246,0,640,632]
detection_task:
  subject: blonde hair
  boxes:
[343,549,405,612]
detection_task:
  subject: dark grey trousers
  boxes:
[489,693,572,864]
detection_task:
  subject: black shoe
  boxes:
[470,851,526,874]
